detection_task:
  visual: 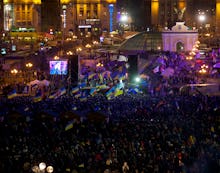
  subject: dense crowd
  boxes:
[0,92,219,173]
[0,50,220,173]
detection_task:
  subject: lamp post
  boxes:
[198,12,206,43]
[25,62,33,82]
[76,47,82,82]
[11,68,18,74]
[10,68,18,84]
[32,162,54,173]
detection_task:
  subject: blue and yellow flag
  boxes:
[65,120,74,131]
[89,88,97,96]
[55,87,66,98]
[71,87,79,94]
[114,89,123,97]
[74,91,82,98]
[79,96,87,102]
[7,90,17,99]
[48,92,57,99]
[88,73,97,79]
[33,95,43,102]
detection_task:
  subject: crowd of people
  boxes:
[0,91,219,173]
[0,50,219,173]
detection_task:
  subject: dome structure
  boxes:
[118,32,162,55]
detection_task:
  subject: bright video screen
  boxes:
[49,61,68,75]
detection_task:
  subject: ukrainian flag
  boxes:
[79,96,87,102]
[71,87,79,94]
[60,87,66,95]
[48,92,57,99]
[7,90,17,99]
[114,89,123,97]
[118,73,126,80]
[65,120,74,131]
[88,73,96,79]
[55,87,66,98]
[105,86,116,97]
[74,92,82,98]
[89,88,97,96]
[96,84,109,91]
[98,73,103,83]
[33,95,42,102]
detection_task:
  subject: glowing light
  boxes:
[120,13,128,22]
[46,166,54,173]
[178,1,186,10]
[186,56,193,60]
[67,51,73,55]
[96,62,103,67]
[39,162,46,171]
[135,77,141,83]
[76,47,82,52]
[198,13,206,22]
[11,69,18,74]
[85,44,91,48]
[93,41,99,45]
[26,62,33,68]
[54,56,60,60]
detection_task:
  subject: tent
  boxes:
[213,62,220,68]
[28,79,40,86]
[40,79,50,86]
[28,79,50,87]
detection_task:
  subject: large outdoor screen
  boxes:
[49,60,68,75]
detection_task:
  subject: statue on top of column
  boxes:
[174,7,186,22]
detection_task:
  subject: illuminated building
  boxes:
[2,0,41,41]
[216,0,220,35]
[3,0,41,31]
[60,0,117,38]
[0,0,3,32]
[146,0,217,32]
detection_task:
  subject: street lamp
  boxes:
[198,12,206,42]
[11,68,18,74]
[85,44,91,48]
[32,162,54,173]
[26,62,33,68]
[25,62,33,82]
[67,51,73,55]
[198,13,206,23]
[54,55,60,60]
[76,47,82,54]
[10,68,18,84]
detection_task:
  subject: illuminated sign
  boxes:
[78,25,91,28]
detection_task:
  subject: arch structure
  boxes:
[162,22,198,52]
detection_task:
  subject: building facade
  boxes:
[148,0,217,31]
[60,0,117,39]
[3,0,41,32]
[143,0,219,46]
[1,0,117,40]
[0,0,3,32]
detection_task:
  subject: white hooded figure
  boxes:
[122,162,129,173]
